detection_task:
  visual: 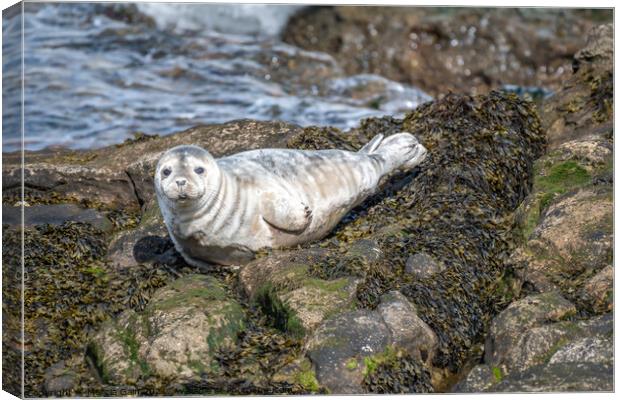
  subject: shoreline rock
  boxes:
[283,7,610,97]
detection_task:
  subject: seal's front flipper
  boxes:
[261,192,313,233]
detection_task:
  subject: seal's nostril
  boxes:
[176,179,187,187]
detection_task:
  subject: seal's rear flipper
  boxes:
[359,134,384,154]
[371,132,428,172]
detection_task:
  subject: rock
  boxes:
[580,265,613,313]
[105,200,173,269]
[541,23,613,149]
[454,365,496,393]
[88,275,245,384]
[532,188,612,264]
[464,313,612,392]
[514,137,612,303]
[3,120,304,209]
[2,161,139,209]
[43,359,77,394]
[2,204,113,232]
[489,362,613,392]
[484,292,576,368]
[552,139,613,171]
[404,252,444,278]
[549,336,613,365]
[572,23,613,77]
[304,310,391,393]
[88,310,145,385]
[240,248,362,336]
[485,312,612,378]
[377,291,437,365]
[283,7,608,96]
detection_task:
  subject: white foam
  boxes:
[136,3,305,36]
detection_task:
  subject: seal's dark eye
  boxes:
[194,167,205,175]
[162,168,171,177]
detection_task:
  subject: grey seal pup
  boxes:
[154,132,427,266]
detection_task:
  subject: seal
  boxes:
[154,132,427,266]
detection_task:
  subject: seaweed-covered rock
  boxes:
[5,204,108,228]
[283,7,609,96]
[88,275,246,384]
[2,120,304,210]
[362,351,434,394]
[4,90,548,394]
[484,292,576,369]
[239,249,362,337]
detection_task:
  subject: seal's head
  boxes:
[154,145,218,207]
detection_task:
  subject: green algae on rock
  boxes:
[240,248,363,337]
[88,275,245,385]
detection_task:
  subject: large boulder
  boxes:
[88,275,246,385]
[302,291,437,394]
[458,313,613,392]
[484,292,577,371]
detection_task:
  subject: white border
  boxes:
[0,1,616,400]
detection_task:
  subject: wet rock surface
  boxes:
[3,204,113,232]
[283,7,611,97]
